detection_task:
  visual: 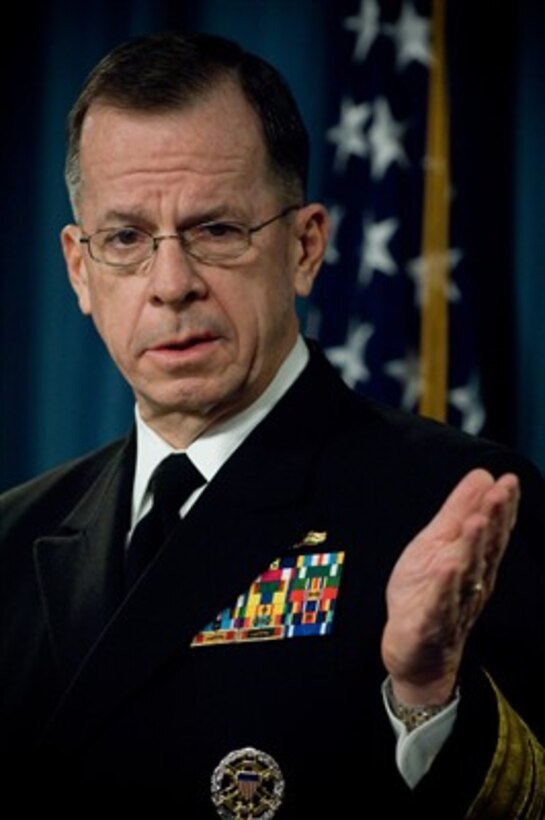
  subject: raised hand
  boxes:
[381,468,520,707]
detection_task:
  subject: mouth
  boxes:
[153,333,216,351]
[144,331,222,365]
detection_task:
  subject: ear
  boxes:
[61,224,92,315]
[292,203,329,298]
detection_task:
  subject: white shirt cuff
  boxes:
[381,678,460,788]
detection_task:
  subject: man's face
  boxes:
[62,83,327,446]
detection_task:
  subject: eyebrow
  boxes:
[100,209,150,225]
[97,205,248,229]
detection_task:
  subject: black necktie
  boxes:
[125,453,205,591]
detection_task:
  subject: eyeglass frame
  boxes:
[78,204,302,268]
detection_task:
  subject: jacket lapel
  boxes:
[33,436,135,683]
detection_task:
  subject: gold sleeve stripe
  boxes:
[465,675,545,819]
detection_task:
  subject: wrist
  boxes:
[389,670,458,708]
[385,678,458,731]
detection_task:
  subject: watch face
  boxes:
[211,746,285,819]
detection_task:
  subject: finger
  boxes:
[479,475,520,590]
[425,470,520,548]
[447,510,488,584]
[447,513,491,634]
[452,476,519,609]
[422,469,496,542]
[481,474,520,545]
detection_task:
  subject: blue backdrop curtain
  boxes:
[514,0,545,475]
[1,0,544,492]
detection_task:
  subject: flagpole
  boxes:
[418,0,450,421]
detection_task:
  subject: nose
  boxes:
[147,235,207,305]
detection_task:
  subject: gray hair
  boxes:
[65,31,309,215]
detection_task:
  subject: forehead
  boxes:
[78,83,272,214]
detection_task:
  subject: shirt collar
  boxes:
[131,335,309,527]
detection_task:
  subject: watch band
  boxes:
[385,678,454,731]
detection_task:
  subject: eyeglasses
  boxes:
[79,205,301,268]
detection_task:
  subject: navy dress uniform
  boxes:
[1,344,544,817]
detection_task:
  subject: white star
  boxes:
[324,204,346,265]
[406,249,463,306]
[384,350,421,410]
[383,1,432,70]
[326,323,374,387]
[344,0,381,61]
[326,98,372,172]
[368,97,408,179]
[359,216,400,285]
[449,373,486,434]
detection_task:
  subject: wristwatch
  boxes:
[385,678,455,731]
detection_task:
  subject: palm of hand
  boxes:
[381,468,520,705]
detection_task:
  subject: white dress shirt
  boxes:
[131,335,309,534]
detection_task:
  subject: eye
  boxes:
[102,227,147,248]
[196,222,246,241]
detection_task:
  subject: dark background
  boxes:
[2,0,544,490]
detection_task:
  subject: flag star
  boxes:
[324,204,346,265]
[384,351,421,410]
[406,248,463,306]
[359,216,400,285]
[383,1,432,70]
[326,98,372,172]
[368,97,408,179]
[326,323,374,387]
[344,0,381,62]
[449,374,486,434]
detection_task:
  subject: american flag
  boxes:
[306,0,485,434]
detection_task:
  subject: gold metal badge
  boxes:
[293,530,327,548]
[211,746,285,819]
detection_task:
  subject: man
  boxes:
[1,32,543,818]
